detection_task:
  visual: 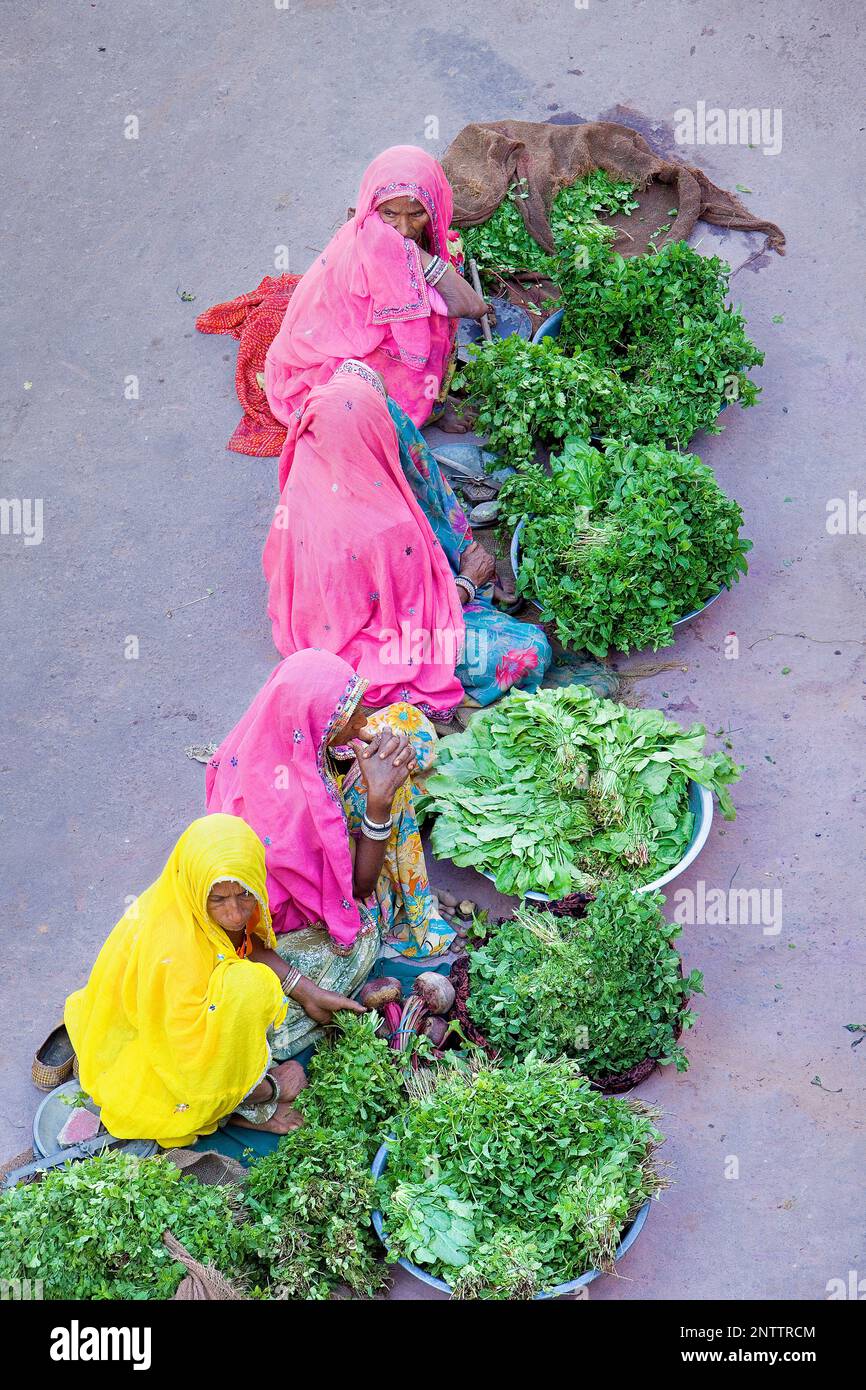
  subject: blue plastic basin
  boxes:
[371,1141,651,1298]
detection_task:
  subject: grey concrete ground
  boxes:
[2,1,863,1301]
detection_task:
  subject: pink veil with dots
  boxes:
[264,145,457,444]
[262,369,465,720]
[205,650,369,943]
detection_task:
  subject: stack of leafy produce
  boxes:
[502,435,751,657]
[419,684,741,898]
[379,1056,666,1299]
[242,1011,405,1300]
[461,170,638,290]
[458,227,763,461]
[464,883,703,1078]
[0,1150,248,1299]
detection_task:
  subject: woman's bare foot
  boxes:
[269,1059,307,1103]
[435,399,471,434]
[231,1101,304,1135]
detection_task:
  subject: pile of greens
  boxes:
[461,171,638,290]
[457,227,762,459]
[419,684,741,898]
[0,1150,247,1300]
[380,1056,666,1298]
[241,1012,404,1299]
[501,435,751,657]
[465,883,703,1076]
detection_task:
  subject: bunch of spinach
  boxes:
[380,1056,665,1296]
[419,684,741,898]
[466,883,703,1075]
[501,435,751,657]
[0,1151,248,1300]
[461,171,638,289]
[296,1010,405,1160]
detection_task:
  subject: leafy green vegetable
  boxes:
[501,435,751,657]
[419,684,741,898]
[380,1056,666,1296]
[297,1011,404,1160]
[386,1169,477,1269]
[462,171,638,290]
[457,228,763,460]
[0,1151,247,1300]
[466,883,703,1075]
[242,1123,385,1300]
[239,1013,405,1299]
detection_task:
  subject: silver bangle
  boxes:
[424,255,448,287]
[362,811,392,830]
[455,575,477,602]
[361,817,393,841]
[280,966,302,997]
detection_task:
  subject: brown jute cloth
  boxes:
[441,119,785,257]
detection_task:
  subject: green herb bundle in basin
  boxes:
[465,883,703,1078]
[378,1056,666,1299]
[0,1151,247,1300]
[458,228,763,463]
[419,684,741,898]
[503,436,751,658]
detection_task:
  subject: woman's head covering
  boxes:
[262,366,465,716]
[265,145,456,432]
[64,815,287,1147]
[205,650,371,944]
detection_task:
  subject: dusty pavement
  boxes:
[1,1,863,1301]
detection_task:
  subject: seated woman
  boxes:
[265,144,490,455]
[263,361,551,713]
[64,815,364,1145]
[206,649,453,1060]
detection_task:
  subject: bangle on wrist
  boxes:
[280,966,303,998]
[455,575,477,603]
[361,814,393,841]
[363,810,392,830]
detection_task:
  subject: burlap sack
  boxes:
[442,119,785,257]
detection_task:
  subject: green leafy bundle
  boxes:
[501,436,751,657]
[297,1011,405,1160]
[458,230,762,461]
[240,1013,405,1299]
[554,232,764,443]
[419,684,741,898]
[465,883,703,1075]
[461,171,638,289]
[453,335,624,468]
[242,1123,385,1300]
[380,1057,666,1297]
[0,1151,247,1300]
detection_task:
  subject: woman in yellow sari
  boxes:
[64,814,363,1147]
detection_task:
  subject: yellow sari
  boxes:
[65,815,288,1147]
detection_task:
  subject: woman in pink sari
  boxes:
[206,650,455,1058]
[264,145,489,453]
[263,360,552,714]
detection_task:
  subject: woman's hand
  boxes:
[458,540,496,592]
[292,977,366,1026]
[355,728,416,816]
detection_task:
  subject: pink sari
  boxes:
[205,651,368,946]
[264,146,457,448]
[263,364,465,717]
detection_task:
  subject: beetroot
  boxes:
[421,1016,449,1048]
[413,972,455,1016]
[358,977,402,1012]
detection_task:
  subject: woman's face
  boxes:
[376,195,429,244]
[333,701,373,746]
[207,880,257,932]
